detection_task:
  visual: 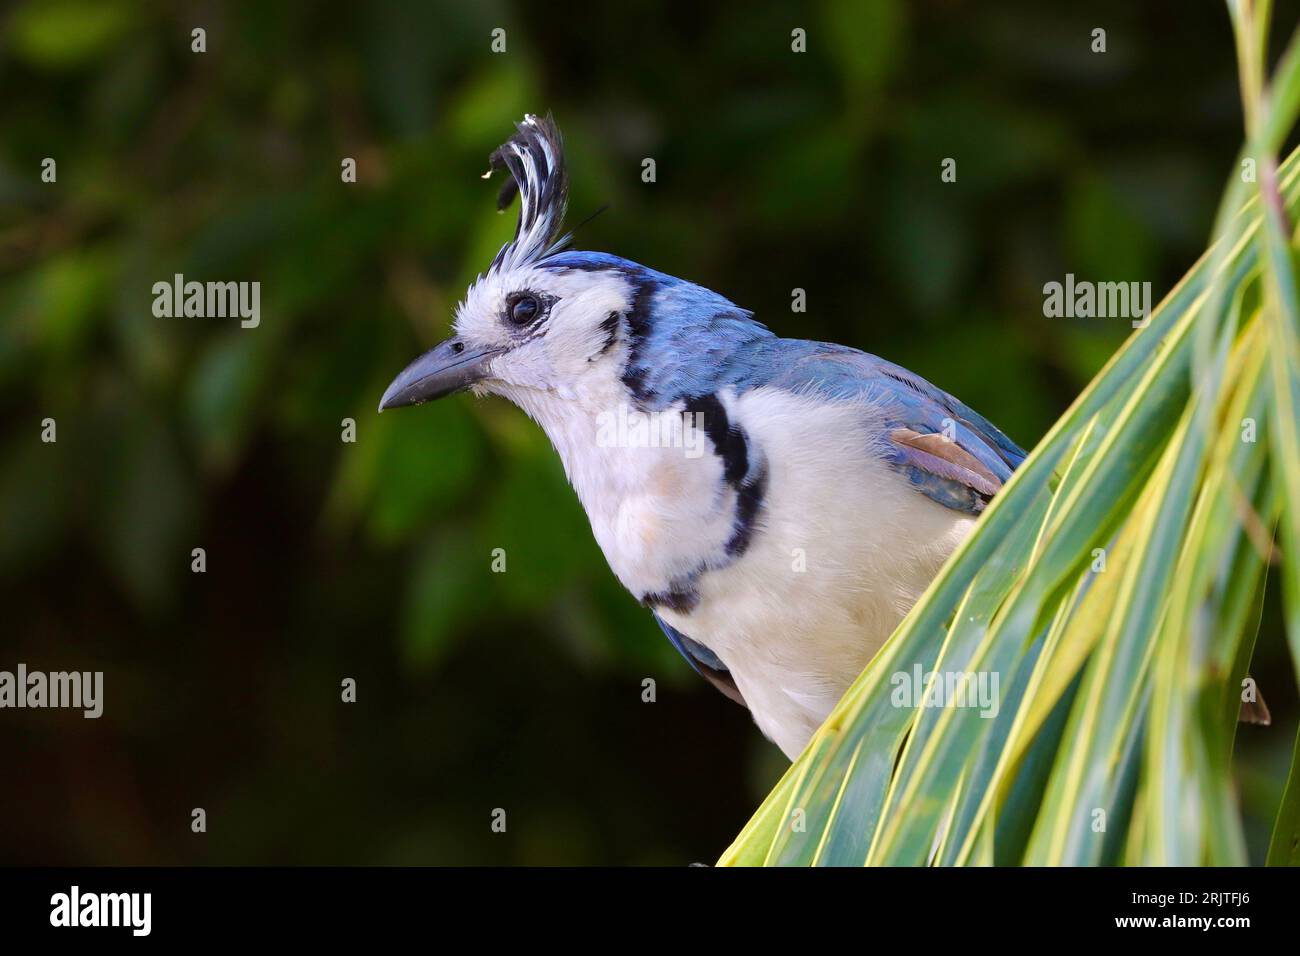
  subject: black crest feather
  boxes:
[488,113,570,271]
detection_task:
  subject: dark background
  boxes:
[2,0,1297,864]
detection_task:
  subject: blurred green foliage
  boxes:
[1,0,1295,864]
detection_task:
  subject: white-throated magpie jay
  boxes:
[380,115,1025,758]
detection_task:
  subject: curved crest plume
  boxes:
[488,113,570,273]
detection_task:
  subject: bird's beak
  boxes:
[378,337,503,411]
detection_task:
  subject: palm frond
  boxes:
[721,1,1300,867]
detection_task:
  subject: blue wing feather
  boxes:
[763,347,1026,514]
[653,614,746,707]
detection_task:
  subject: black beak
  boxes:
[378,338,503,411]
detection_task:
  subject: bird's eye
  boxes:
[508,294,540,326]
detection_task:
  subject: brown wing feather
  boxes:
[890,427,1002,495]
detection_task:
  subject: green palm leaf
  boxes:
[721,1,1300,867]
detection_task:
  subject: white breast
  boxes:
[511,381,976,760]
[654,389,976,758]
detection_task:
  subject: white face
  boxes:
[380,116,635,416]
[454,263,633,400]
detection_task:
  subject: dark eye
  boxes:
[508,294,540,326]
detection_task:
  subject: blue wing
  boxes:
[653,614,747,707]
[763,345,1026,515]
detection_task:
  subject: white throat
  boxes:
[491,375,740,601]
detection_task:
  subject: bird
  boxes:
[379,114,1026,759]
